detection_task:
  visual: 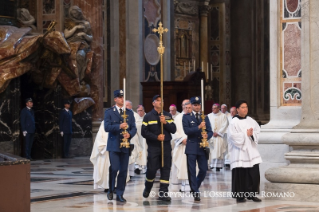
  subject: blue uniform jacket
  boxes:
[20,107,35,133]
[141,109,176,152]
[59,109,73,134]
[104,106,137,153]
[182,112,213,155]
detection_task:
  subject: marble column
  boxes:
[119,0,126,88]
[162,0,174,81]
[199,2,210,73]
[110,0,120,97]
[264,0,319,202]
[126,0,143,106]
[258,0,301,184]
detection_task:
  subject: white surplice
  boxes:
[207,111,229,168]
[227,116,262,170]
[134,113,148,167]
[90,121,129,189]
[224,113,233,164]
[170,112,190,191]
[127,112,140,176]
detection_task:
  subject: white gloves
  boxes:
[60,132,64,137]
[23,131,27,137]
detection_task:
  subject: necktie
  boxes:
[119,108,123,115]
[196,112,199,121]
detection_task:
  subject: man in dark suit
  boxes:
[182,96,213,201]
[59,100,73,158]
[104,89,137,202]
[20,98,36,160]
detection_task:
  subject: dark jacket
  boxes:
[59,109,73,134]
[104,106,137,153]
[141,109,176,152]
[20,107,35,133]
[182,112,213,155]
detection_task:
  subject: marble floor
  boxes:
[30,157,319,212]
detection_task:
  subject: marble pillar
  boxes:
[126,0,143,106]
[264,0,319,202]
[110,0,120,100]
[199,2,210,74]
[258,0,301,185]
[162,0,174,81]
[119,0,126,88]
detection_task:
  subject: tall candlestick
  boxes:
[123,78,126,111]
[194,59,195,72]
[202,61,203,72]
[201,79,204,111]
[207,62,209,80]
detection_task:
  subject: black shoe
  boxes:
[134,168,141,174]
[116,195,126,202]
[104,189,109,193]
[143,189,150,198]
[236,198,246,203]
[158,196,171,201]
[194,192,201,201]
[107,191,113,200]
[216,168,220,172]
[247,197,262,202]
[225,164,230,168]
[210,166,214,169]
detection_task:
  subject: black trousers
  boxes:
[231,164,260,199]
[63,133,72,157]
[24,133,34,159]
[145,148,172,193]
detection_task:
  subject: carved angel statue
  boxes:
[64,5,93,82]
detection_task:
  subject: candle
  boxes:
[189,61,190,73]
[207,62,209,80]
[211,64,213,80]
[123,78,126,111]
[201,79,204,111]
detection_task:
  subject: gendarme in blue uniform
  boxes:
[20,98,36,160]
[104,90,137,199]
[182,96,213,199]
[141,95,176,198]
[59,100,73,158]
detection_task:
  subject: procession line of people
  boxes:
[90,89,262,203]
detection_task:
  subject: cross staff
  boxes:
[152,22,168,167]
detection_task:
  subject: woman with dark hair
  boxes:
[227,100,262,203]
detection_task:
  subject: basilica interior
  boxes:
[1,0,319,211]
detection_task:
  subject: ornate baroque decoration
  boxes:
[144,0,161,27]
[175,2,198,15]
[283,87,302,101]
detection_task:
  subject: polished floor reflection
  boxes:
[30,157,319,212]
